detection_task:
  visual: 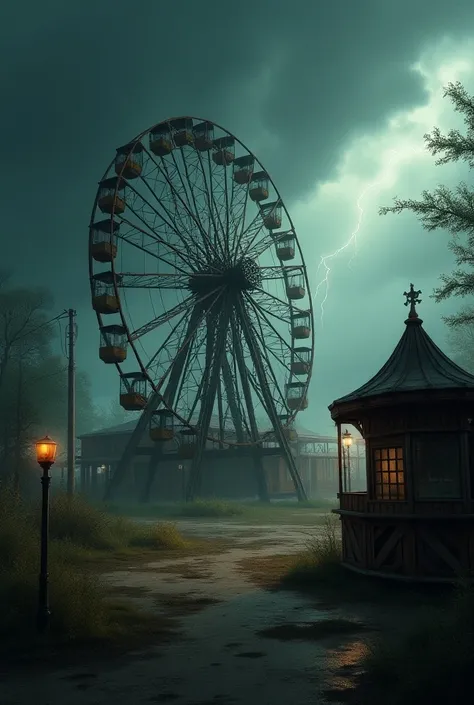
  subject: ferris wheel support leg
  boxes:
[221,358,246,443]
[237,302,307,502]
[186,310,231,502]
[231,331,269,503]
[103,390,163,501]
[140,443,163,503]
[105,308,202,502]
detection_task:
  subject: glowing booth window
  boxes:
[373,447,405,500]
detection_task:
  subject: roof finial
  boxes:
[404,283,422,319]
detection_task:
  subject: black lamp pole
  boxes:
[37,460,52,634]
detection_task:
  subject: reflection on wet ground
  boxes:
[0,517,372,705]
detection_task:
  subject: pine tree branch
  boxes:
[379,183,474,235]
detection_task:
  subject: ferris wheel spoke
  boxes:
[259,266,290,282]
[233,210,266,260]
[117,217,195,274]
[245,228,295,261]
[162,147,217,260]
[126,174,208,267]
[174,150,218,259]
[203,152,228,259]
[118,272,190,289]
[252,287,294,324]
[143,152,209,263]
[130,285,222,341]
[129,294,194,341]
[119,197,202,272]
[192,149,227,261]
[246,344,290,416]
[242,305,289,409]
[228,186,252,261]
[244,295,292,371]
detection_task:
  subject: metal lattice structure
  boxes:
[88,117,315,502]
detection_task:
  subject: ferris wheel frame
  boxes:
[88,117,315,460]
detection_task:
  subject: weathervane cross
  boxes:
[403,283,422,318]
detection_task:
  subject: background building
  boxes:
[78,419,365,501]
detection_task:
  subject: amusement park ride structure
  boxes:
[88,117,315,502]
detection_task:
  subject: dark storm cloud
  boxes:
[2,0,474,402]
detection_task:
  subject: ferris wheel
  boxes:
[89,117,314,502]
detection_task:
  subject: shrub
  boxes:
[177,499,244,517]
[0,489,187,648]
[0,560,111,641]
[46,494,124,550]
[130,522,187,550]
[281,514,343,587]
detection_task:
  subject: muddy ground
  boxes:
[0,516,379,705]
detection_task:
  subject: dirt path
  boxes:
[0,519,372,705]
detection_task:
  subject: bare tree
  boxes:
[0,285,53,391]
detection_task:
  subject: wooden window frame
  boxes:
[373,446,405,500]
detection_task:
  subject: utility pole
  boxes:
[66,309,77,496]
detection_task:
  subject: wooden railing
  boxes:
[338,492,368,513]
[337,492,472,516]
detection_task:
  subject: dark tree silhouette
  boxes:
[379,82,474,327]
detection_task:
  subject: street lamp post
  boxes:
[35,435,57,634]
[342,429,353,492]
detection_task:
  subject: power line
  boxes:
[14,310,68,343]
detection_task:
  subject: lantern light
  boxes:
[35,436,58,468]
[342,429,353,448]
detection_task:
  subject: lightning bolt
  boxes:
[313,147,425,327]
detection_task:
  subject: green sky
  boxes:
[2,0,474,434]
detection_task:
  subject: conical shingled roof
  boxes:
[331,284,474,406]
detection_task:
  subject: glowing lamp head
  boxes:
[342,429,353,448]
[35,436,57,466]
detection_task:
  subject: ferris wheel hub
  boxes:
[188,256,261,297]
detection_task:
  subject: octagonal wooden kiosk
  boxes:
[329,285,474,582]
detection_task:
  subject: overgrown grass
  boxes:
[104,497,336,522]
[177,498,244,517]
[0,488,186,653]
[280,514,344,587]
[278,517,443,604]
